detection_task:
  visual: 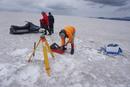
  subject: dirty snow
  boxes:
[0,12,130,87]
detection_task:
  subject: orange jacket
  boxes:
[61,25,75,46]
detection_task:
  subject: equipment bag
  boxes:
[50,43,60,49]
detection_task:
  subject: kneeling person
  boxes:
[59,25,75,55]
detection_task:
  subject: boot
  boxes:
[48,30,52,35]
[71,43,74,55]
[70,48,74,55]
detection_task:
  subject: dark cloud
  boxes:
[47,2,77,15]
[48,4,75,10]
[0,0,77,15]
[0,0,130,17]
[85,0,128,6]
[0,0,46,13]
[116,6,130,11]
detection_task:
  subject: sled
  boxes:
[50,43,65,54]
[51,49,64,54]
[10,21,40,34]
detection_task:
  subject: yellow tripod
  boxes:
[28,33,54,76]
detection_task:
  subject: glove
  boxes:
[60,45,67,51]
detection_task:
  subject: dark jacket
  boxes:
[48,14,54,25]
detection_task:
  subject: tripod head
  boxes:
[40,32,45,38]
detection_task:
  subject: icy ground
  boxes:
[0,12,130,87]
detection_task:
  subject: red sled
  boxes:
[51,49,64,54]
[50,43,65,54]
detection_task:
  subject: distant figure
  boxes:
[48,12,54,34]
[59,25,76,55]
[40,12,51,35]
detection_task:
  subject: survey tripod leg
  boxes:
[28,39,41,62]
[42,42,51,76]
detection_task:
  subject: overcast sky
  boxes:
[0,0,130,17]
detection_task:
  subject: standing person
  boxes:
[59,25,76,55]
[48,12,54,34]
[40,11,51,35]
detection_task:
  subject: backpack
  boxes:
[50,43,60,49]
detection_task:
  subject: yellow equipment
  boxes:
[28,33,54,76]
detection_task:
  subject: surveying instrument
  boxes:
[28,33,55,76]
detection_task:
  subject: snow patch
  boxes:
[52,55,75,73]
[83,49,106,61]
[10,48,29,57]
[84,82,90,87]
[0,63,20,86]
[70,83,82,87]
[26,51,44,61]
[0,52,3,55]
[16,65,40,86]
[75,38,83,44]
[0,64,8,79]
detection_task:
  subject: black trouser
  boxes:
[70,43,74,54]
[49,23,54,34]
[61,44,74,54]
